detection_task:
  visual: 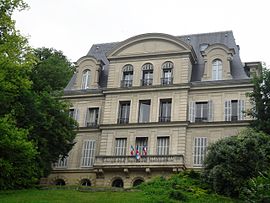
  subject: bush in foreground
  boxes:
[203,128,270,197]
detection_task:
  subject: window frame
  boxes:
[212,59,222,80]
[81,69,91,89]
[81,140,96,167]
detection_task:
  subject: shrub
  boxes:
[240,171,270,203]
[203,128,270,197]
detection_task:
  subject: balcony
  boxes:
[94,155,184,168]
[141,78,153,86]
[161,77,173,85]
[159,116,171,122]
[231,116,238,121]
[86,121,99,128]
[117,117,129,124]
[121,80,133,88]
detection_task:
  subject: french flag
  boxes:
[143,145,147,156]
[135,145,140,160]
[130,145,135,156]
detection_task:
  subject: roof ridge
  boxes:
[177,30,233,38]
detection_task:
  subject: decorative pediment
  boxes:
[107,33,196,61]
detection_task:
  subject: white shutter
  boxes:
[224,100,232,121]
[238,100,245,120]
[81,140,96,167]
[189,101,195,123]
[208,100,213,122]
[193,137,207,166]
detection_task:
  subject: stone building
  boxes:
[47,31,260,188]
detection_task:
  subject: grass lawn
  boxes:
[0,189,152,203]
[0,188,239,203]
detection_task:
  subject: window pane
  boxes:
[159,99,172,122]
[115,138,127,155]
[195,102,208,122]
[157,137,169,155]
[231,100,238,120]
[118,101,130,123]
[139,100,151,123]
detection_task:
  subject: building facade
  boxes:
[47,31,260,188]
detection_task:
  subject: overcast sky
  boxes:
[14,0,269,66]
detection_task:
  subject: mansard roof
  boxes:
[66,31,248,90]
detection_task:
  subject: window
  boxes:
[225,100,245,121]
[85,108,99,127]
[118,101,130,124]
[161,61,173,85]
[193,137,207,166]
[54,155,68,168]
[141,63,153,86]
[135,137,148,155]
[115,138,127,156]
[81,69,91,89]
[81,140,96,167]
[212,59,222,80]
[69,108,79,120]
[159,99,171,122]
[157,137,169,155]
[138,100,151,123]
[121,64,133,87]
[189,101,213,123]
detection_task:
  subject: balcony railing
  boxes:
[195,117,208,123]
[231,116,238,121]
[121,80,133,88]
[86,121,99,128]
[141,78,153,86]
[161,77,173,85]
[117,117,129,124]
[94,155,184,167]
[159,116,171,122]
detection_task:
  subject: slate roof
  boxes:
[65,31,248,90]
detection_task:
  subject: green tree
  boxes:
[247,67,270,135]
[0,116,38,189]
[31,47,74,92]
[203,129,270,197]
[0,0,39,189]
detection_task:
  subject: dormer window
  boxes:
[212,59,222,80]
[121,64,133,87]
[81,69,91,89]
[161,61,173,85]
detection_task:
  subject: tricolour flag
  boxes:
[135,145,140,160]
[130,145,135,156]
[143,145,147,156]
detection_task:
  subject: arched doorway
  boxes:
[112,178,124,188]
[133,179,144,187]
[80,179,91,186]
[54,179,66,186]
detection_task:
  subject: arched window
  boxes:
[161,61,173,85]
[121,64,133,87]
[141,63,153,86]
[81,69,91,89]
[212,59,222,80]
[80,179,91,186]
[133,179,144,187]
[54,179,66,186]
[112,178,124,188]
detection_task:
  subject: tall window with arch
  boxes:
[212,59,222,80]
[161,61,173,85]
[141,63,153,86]
[81,69,91,89]
[121,64,133,87]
